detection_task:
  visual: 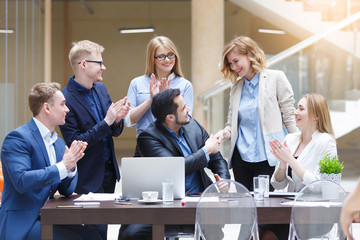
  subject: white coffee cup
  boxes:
[142,191,158,201]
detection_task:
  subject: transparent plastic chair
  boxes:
[288,180,347,240]
[195,179,259,240]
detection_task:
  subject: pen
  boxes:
[74,202,100,206]
[115,202,132,205]
[57,205,83,208]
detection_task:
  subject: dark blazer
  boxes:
[0,119,77,239]
[60,79,123,194]
[137,119,230,190]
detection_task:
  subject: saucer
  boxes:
[138,199,163,204]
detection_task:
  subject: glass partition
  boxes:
[0,0,44,145]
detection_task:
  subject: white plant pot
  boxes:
[320,173,342,199]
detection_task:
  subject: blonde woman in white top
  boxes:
[270,93,337,191]
[261,93,337,240]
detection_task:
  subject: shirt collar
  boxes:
[168,72,176,80]
[149,72,176,81]
[244,73,259,87]
[33,117,58,144]
[70,75,95,94]
[161,123,184,139]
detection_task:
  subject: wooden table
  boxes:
[40,196,291,240]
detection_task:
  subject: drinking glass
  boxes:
[258,175,270,198]
[253,177,266,201]
[162,179,174,204]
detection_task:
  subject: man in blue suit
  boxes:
[0,82,99,240]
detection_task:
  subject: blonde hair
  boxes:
[28,82,61,116]
[144,36,184,78]
[68,40,104,70]
[220,36,266,83]
[303,93,334,137]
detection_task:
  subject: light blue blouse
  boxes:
[236,73,267,163]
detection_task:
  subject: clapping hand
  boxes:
[115,97,130,122]
[150,73,171,98]
[104,97,130,126]
[62,140,87,171]
[269,139,292,164]
[150,73,161,98]
[159,77,170,91]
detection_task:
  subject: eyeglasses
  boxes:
[78,60,104,67]
[154,53,175,61]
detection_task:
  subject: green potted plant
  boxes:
[318,154,344,199]
[319,154,343,183]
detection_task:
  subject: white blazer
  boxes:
[271,130,337,192]
[225,69,298,167]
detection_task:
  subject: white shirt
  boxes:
[33,118,76,180]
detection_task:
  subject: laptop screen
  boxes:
[121,157,185,200]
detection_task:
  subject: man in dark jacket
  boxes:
[60,40,130,239]
[60,40,129,195]
[119,88,230,240]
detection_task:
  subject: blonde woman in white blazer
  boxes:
[261,93,337,240]
[215,36,297,191]
[269,93,337,192]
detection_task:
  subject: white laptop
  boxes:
[121,157,185,200]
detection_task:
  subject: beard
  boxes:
[175,114,190,126]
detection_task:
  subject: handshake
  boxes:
[205,129,230,155]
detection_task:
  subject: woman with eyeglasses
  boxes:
[125,36,193,156]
